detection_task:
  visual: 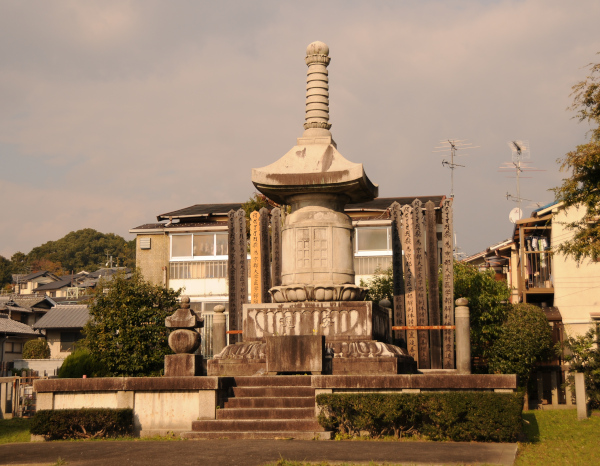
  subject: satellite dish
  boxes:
[509,207,523,224]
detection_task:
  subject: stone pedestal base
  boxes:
[266,335,324,374]
[164,354,203,377]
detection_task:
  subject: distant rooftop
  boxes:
[33,305,89,330]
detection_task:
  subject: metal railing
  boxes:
[354,256,392,275]
[523,250,553,290]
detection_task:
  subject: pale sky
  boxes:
[1,0,599,258]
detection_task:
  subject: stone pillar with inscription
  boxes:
[412,199,430,369]
[425,200,442,369]
[271,207,282,288]
[390,202,406,348]
[401,204,418,363]
[259,207,271,303]
[228,209,247,344]
[441,199,455,369]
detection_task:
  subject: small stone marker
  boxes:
[575,372,589,420]
[250,210,261,303]
[212,304,227,356]
[425,200,442,369]
[401,204,418,363]
[390,202,406,348]
[441,199,455,369]
[455,298,471,374]
[412,199,430,369]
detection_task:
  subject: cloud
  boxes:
[0,0,599,258]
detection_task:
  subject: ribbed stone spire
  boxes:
[304,41,331,131]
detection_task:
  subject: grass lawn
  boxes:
[516,410,600,465]
[0,418,31,444]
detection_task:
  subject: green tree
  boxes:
[27,228,135,272]
[552,55,600,261]
[241,193,272,237]
[10,251,29,275]
[58,347,104,378]
[360,265,393,303]
[450,262,512,361]
[0,255,11,288]
[83,272,180,376]
[562,326,600,409]
[488,304,554,386]
[22,339,50,359]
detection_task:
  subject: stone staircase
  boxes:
[181,376,331,440]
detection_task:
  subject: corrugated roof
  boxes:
[33,305,89,329]
[0,315,39,335]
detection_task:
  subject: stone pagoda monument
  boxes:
[208,42,415,376]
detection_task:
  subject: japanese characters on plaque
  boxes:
[441,199,455,369]
[400,204,418,362]
[411,199,430,369]
[250,211,262,304]
[228,209,247,343]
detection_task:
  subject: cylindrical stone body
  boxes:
[212,305,227,356]
[575,372,589,420]
[168,329,201,354]
[455,299,471,374]
[281,193,354,286]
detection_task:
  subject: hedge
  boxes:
[22,339,50,359]
[30,408,134,440]
[317,392,524,442]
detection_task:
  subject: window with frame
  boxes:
[354,227,391,255]
[5,342,23,353]
[60,331,82,352]
[171,233,228,260]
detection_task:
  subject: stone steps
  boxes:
[232,386,315,398]
[183,377,330,440]
[216,407,315,420]
[181,430,331,440]
[225,396,314,409]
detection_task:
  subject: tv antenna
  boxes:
[433,139,479,198]
[498,140,544,214]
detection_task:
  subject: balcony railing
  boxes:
[522,250,553,290]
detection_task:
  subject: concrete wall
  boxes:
[34,377,223,437]
[13,359,64,376]
[136,234,170,286]
[552,206,600,337]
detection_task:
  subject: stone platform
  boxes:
[208,301,416,376]
[33,373,517,438]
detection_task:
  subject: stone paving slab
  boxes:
[0,439,517,466]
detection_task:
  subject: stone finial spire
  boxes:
[304,41,331,132]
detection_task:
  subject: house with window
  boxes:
[32,304,89,359]
[0,295,56,326]
[463,201,600,407]
[130,196,445,356]
[0,314,41,372]
[14,271,60,295]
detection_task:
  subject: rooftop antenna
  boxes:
[433,139,479,198]
[498,140,544,214]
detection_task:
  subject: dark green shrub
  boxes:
[30,408,133,440]
[22,339,50,359]
[563,326,600,409]
[317,392,524,442]
[488,303,555,386]
[57,348,106,378]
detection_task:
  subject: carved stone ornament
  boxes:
[165,296,203,354]
[269,284,366,303]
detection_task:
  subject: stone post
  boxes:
[425,200,442,369]
[212,305,227,356]
[441,199,455,369]
[390,202,406,348]
[455,298,471,374]
[575,372,589,420]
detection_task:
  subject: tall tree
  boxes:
[0,255,11,288]
[553,54,600,262]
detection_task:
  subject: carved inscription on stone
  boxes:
[271,207,282,287]
[425,200,442,369]
[390,202,406,348]
[441,199,455,369]
[259,207,271,303]
[250,211,261,303]
[412,199,430,369]
[400,204,418,362]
